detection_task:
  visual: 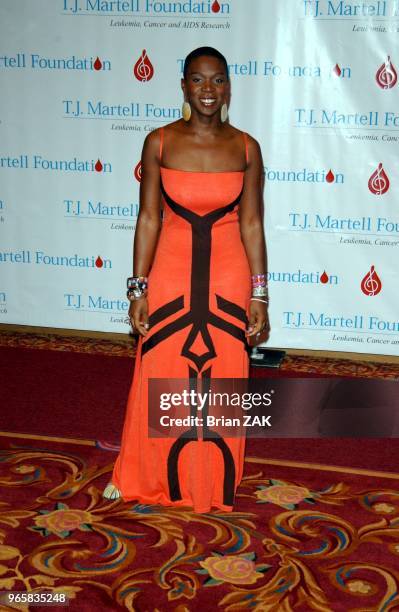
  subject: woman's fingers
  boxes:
[247,321,265,336]
[129,298,149,336]
[247,302,270,337]
[246,313,256,335]
[250,320,265,336]
[132,313,149,336]
[134,321,148,336]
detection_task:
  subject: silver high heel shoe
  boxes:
[103,483,122,500]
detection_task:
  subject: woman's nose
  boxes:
[201,79,215,91]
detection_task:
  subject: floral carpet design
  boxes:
[1,434,399,611]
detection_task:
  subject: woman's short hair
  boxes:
[183,47,229,80]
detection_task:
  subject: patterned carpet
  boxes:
[0,330,136,358]
[1,331,399,610]
[1,329,399,378]
[1,433,399,611]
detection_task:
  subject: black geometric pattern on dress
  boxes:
[146,183,245,506]
[167,366,236,507]
[201,366,236,506]
[167,365,199,502]
[142,184,248,373]
[216,294,248,324]
[149,296,185,327]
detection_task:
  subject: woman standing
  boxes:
[104,47,269,512]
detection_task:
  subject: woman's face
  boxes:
[182,55,230,118]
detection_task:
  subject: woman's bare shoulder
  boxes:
[142,127,160,152]
[227,125,262,160]
[162,119,185,135]
[227,124,258,145]
[143,124,173,157]
[147,120,185,144]
[142,121,186,162]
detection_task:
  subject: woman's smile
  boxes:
[199,97,217,107]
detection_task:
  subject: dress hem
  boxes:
[116,489,234,514]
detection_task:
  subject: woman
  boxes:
[104,47,269,512]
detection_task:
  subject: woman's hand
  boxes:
[128,297,149,336]
[246,300,270,345]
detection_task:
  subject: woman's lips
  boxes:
[199,98,217,107]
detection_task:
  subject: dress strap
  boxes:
[159,127,164,162]
[242,132,249,166]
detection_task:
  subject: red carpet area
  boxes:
[1,433,399,611]
[1,331,399,611]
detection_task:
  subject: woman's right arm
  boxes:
[129,130,162,336]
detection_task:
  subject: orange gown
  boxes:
[111,129,251,512]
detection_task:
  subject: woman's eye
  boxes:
[215,78,225,84]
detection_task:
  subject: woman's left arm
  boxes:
[239,135,270,340]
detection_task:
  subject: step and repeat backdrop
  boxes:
[1,0,398,355]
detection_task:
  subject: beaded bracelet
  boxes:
[251,273,266,286]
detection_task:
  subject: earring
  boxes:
[182,101,191,122]
[221,102,228,123]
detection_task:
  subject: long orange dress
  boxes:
[110,129,251,512]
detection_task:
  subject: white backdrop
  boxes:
[1,0,399,355]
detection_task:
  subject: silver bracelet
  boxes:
[126,275,148,301]
[127,289,148,302]
[252,286,268,297]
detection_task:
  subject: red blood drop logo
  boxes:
[134,160,142,182]
[361,265,382,296]
[368,163,389,195]
[320,271,329,284]
[376,56,398,89]
[326,169,335,183]
[332,64,341,77]
[93,56,102,71]
[211,0,221,12]
[95,159,103,172]
[133,50,154,82]
[95,256,104,268]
